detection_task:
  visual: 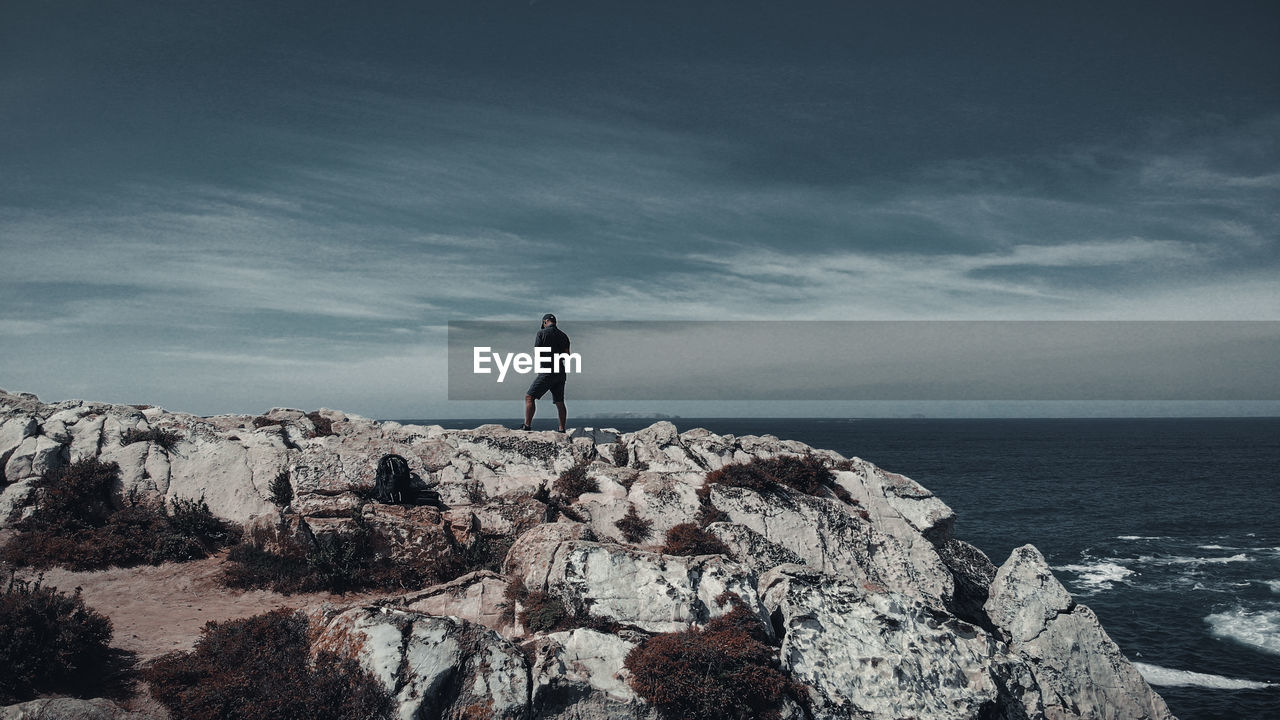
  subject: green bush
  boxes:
[0,459,238,571]
[625,604,802,720]
[143,608,392,720]
[0,575,136,704]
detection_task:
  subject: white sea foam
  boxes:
[1206,608,1280,656]
[1133,662,1273,690]
[1137,553,1252,566]
[1268,580,1280,594]
[1054,561,1134,592]
[1117,535,1168,541]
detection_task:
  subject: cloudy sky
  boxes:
[2,1,1277,418]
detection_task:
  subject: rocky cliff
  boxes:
[0,388,1175,720]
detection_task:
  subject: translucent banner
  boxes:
[448,321,1280,401]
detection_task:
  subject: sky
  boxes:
[2,1,1278,419]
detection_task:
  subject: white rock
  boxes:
[528,539,767,635]
[315,607,528,720]
[760,565,1033,720]
[396,570,511,632]
[986,545,1175,720]
[709,484,954,606]
[0,697,152,719]
[528,628,662,719]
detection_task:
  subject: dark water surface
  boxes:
[410,417,1280,719]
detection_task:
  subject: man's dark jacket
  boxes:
[534,325,571,373]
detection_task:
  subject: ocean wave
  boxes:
[1133,662,1273,690]
[1206,608,1280,656]
[1054,561,1134,592]
[1117,535,1168,541]
[1268,580,1280,594]
[1136,553,1253,566]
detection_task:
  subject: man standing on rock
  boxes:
[521,313,570,432]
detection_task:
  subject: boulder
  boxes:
[392,570,511,632]
[517,537,767,635]
[708,483,955,606]
[315,607,528,720]
[985,545,1175,720]
[0,698,153,720]
[527,628,661,719]
[760,564,1042,720]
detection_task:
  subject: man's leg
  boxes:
[554,401,566,432]
[524,394,536,429]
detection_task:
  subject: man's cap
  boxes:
[542,313,556,324]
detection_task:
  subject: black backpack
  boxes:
[374,454,412,504]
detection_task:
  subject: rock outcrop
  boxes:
[0,388,1175,720]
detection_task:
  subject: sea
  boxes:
[411,417,1280,720]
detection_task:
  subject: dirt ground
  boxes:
[9,549,390,717]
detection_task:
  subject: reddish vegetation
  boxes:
[0,459,237,571]
[143,608,392,720]
[305,411,336,437]
[625,604,803,720]
[705,455,833,496]
[520,590,569,633]
[551,462,599,499]
[611,442,629,467]
[662,523,730,557]
[614,504,653,543]
[0,575,135,704]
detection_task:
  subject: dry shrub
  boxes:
[662,523,730,557]
[268,470,293,507]
[504,578,626,635]
[222,511,472,595]
[625,604,802,720]
[615,504,653,543]
[532,487,584,523]
[306,411,336,437]
[695,504,730,528]
[706,455,833,496]
[552,462,598,499]
[0,459,237,571]
[119,427,183,451]
[611,442,629,467]
[0,575,136,704]
[224,529,418,595]
[521,591,569,633]
[143,608,392,720]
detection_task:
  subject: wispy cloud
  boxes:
[2,47,1276,414]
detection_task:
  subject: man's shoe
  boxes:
[519,423,532,431]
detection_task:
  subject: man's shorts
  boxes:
[526,373,566,403]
